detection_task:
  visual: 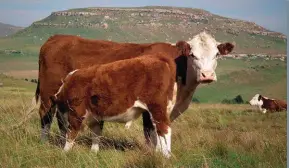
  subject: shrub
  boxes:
[221,95,244,104]
[192,97,200,103]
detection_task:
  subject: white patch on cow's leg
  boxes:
[91,139,100,153]
[63,134,75,151]
[155,127,172,158]
[262,109,267,114]
[125,121,132,129]
[156,127,172,158]
[64,141,74,151]
[87,115,103,153]
[258,106,265,113]
[165,127,172,152]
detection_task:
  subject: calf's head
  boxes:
[183,31,234,84]
[249,94,263,107]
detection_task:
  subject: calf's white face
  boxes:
[187,32,234,84]
[249,94,263,107]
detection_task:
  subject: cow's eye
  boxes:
[191,54,198,60]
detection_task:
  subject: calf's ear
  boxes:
[258,95,262,101]
[176,41,191,57]
[217,42,235,55]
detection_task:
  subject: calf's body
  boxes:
[53,53,176,157]
[249,94,287,113]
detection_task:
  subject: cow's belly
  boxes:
[103,106,144,123]
[86,100,148,123]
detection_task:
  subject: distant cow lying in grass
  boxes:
[249,94,287,113]
[51,52,177,158]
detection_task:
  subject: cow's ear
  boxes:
[176,41,191,57]
[217,42,234,55]
[175,55,187,85]
[258,95,262,101]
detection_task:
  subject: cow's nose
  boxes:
[200,71,215,83]
[201,71,214,78]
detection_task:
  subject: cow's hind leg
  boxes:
[142,111,158,148]
[148,104,171,158]
[39,103,54,142]
[88,118,104,153]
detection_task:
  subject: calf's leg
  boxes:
[156,126,172,158]
[56,110,69,145]
[148,104,171,158]
[88,118,104,153]
[64,112,84,151]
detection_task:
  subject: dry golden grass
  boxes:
[0,88,286,168]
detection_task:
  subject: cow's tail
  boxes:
[35,79,40,103]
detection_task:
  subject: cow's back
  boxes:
[277,100,287,110]
[38,35,178,107]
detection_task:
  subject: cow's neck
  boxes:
[170,56,200,122]
[170,81,199,122]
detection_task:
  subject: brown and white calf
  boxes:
[249,94,287,113]
[51,53,178,158]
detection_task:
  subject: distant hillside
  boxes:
[0,22,23,37]
[8,6,287,54]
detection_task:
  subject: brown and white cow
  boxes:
[36,31,234,144]
[249,94,287,113]
[51,53,177,158]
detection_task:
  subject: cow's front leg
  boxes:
[39,103,54,142]
[258,106,266,113]
[125,121,132,129]
[64,113,83,151]
[56,109,69,145]
[88,118,104,153]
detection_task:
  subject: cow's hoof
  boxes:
[91,144,100,153]
[63,141,74,152]
[162,151,171,158]
[125,121,132,129]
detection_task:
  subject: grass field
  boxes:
[0,63,287,168]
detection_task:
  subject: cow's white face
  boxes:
[249,94,263,107]
[186,31,234,84]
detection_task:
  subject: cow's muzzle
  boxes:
[199,71,216,84]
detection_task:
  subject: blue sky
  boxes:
[0,0,287,34]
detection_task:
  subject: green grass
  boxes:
[194,58,287,103]
[0,75,287,168]
[0,9,286,56]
